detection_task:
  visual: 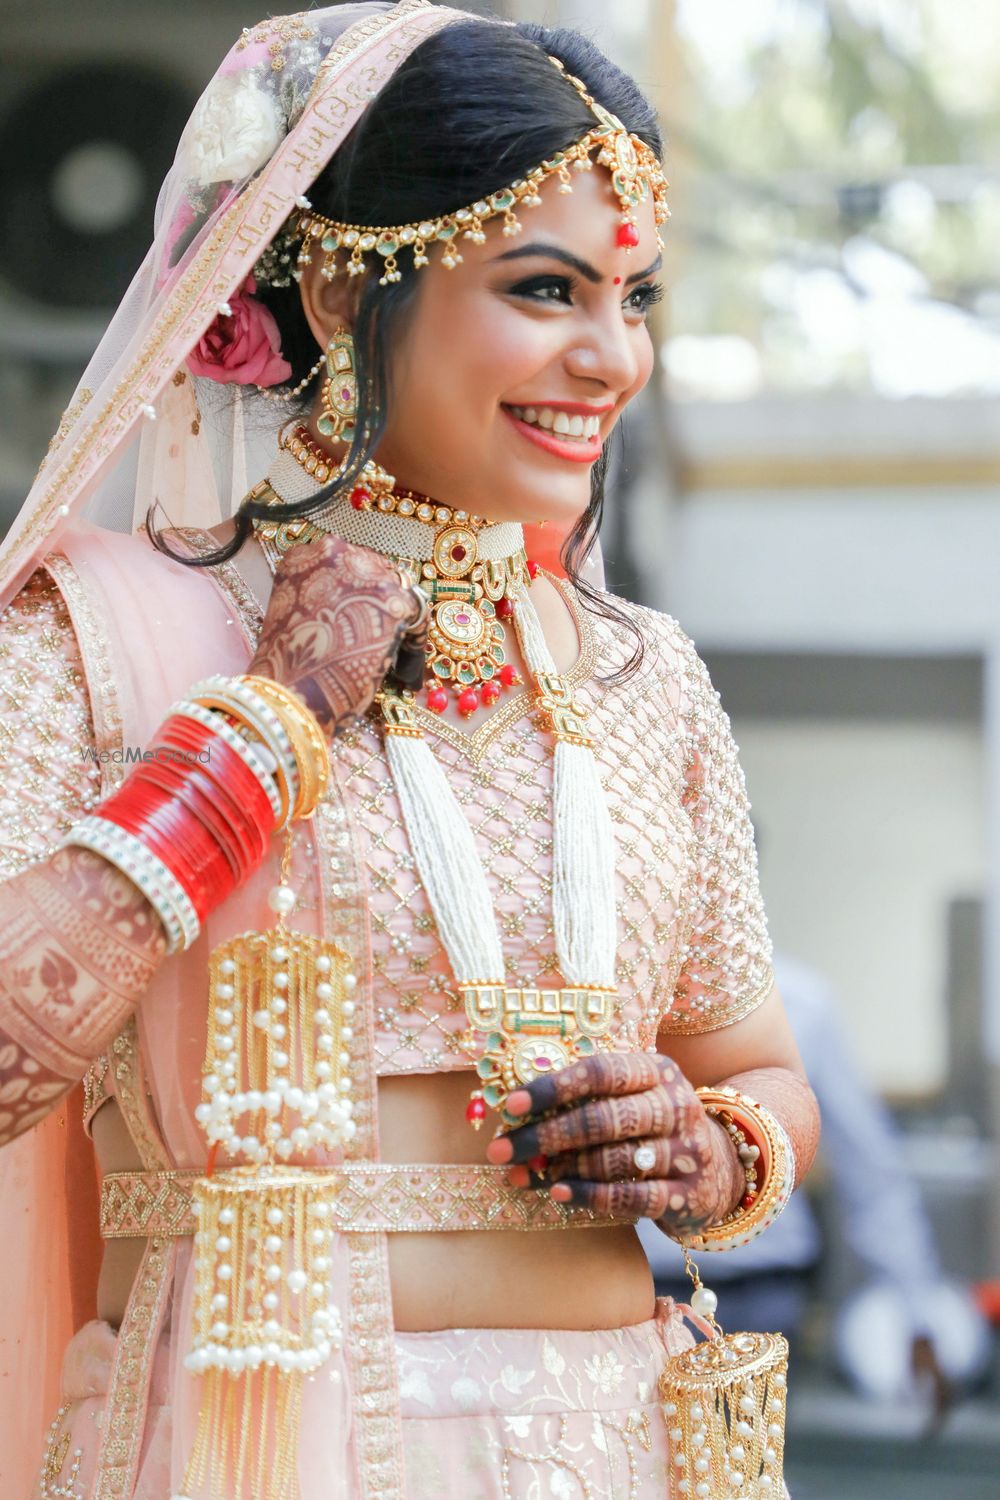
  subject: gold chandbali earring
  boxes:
[318,328,357,446]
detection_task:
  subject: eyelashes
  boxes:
[508,273,664,315]
[627,281,664,313]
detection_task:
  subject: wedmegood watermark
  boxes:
[79,745,212,765]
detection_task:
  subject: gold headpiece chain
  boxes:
[280,56,669,288]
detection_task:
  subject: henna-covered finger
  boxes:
[501,1089,680,1163]
[552,1175,717,1233]
[544,1136,674,1184]
[548,1176,675,1221]
[505,1051,681,1121]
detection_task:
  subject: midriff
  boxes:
[93,1070,655,1332]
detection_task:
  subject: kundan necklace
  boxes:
[251,434,620,1122]
[253,426,533,717]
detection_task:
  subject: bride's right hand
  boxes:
[248,535,425,734]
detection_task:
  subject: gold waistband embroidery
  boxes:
[100,1164,633,1238]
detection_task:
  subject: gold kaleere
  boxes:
[658,1252,789,1499]
[181,829,357,1500]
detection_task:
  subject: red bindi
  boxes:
[613,276,622,285]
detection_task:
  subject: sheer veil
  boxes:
[0,0,474,613]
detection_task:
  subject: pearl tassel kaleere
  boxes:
[179,829,356,1500]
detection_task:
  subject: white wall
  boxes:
[736,718,987,1096]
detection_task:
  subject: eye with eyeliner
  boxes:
[506,272,663,316]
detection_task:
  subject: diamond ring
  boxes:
[632,1143,657,1174]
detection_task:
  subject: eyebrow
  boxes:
[493,241,663,285]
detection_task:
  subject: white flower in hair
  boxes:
[187,71,284,187]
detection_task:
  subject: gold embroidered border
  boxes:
[100,1162,632,1239]
[657,970,776,1037]
[43,551,126,795]
[314,752,405,1500]
[169,526,264,647]
[91,1237,176,1500]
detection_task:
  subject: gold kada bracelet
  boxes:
[684,1086,796,1254]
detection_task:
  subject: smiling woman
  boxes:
[0,6,817,1500]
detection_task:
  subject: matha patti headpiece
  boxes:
[256,55,669,290]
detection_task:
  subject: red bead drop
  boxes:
[526,559,540,580]
[495,596,514,620]
[457,687,479,716]
[742,1191,757,1210]
[466,1096,487,1128]
[616,221,640,248]
[498,664,518,688]
[350,485,371,511]
[481,681,501,706]
[426,687,449,714]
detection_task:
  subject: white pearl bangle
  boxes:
[65,816,200,953]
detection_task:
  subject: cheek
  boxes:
[395,289,549,431]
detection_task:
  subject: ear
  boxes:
[297,255,360,348]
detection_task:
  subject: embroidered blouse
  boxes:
[1,556,773,1109]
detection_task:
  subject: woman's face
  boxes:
[309,164,662,526]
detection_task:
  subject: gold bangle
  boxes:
[685,1087,795,1252]
[241,676,329,820]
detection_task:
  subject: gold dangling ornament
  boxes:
[180,828,357,1500]
[658,1261,790,1498]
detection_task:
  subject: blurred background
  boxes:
[1,0,998,1493]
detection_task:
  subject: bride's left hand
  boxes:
[484,1052,743,1237]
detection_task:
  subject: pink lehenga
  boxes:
[0,5,776,1497]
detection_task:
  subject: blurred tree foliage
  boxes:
[665,0,1000,395]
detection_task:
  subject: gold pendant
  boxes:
[463,984,615,1124]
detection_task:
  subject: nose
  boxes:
[563,304,642,396]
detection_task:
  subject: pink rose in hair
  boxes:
[187,275,292,386]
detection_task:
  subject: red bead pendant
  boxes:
[616,221,640,248]
[495,596,514,620]
[466,1096,487,1129]
[742,1191,757,1210]
[481,681,501,706]
[498,664,518,688]
[350,485,371,510]
[426,687,448,714]
[457,687,479,716]
[526,559,540,580]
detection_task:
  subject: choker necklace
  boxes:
[252,428,533,718]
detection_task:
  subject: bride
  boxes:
[0,5,817,1497]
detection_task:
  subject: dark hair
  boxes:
[156,16,662,672]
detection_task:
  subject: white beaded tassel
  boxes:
[384,733,506,983]
[513,587,618,989]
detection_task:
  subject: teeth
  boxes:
[508,406,604,442]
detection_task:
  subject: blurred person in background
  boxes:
[0,5,820,1499]
[641,950,991,1429]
